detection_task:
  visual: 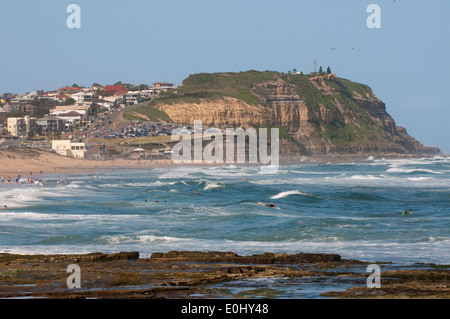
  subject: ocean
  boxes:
[1,157,449,264]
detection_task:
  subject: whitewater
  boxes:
[0,157,449,264]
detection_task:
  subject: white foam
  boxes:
[349,174,381,180]
[407,177,431,181]
[0,187,46,208]
[204,181,225,190]
[271,190,309,199]
[387,167,442,174]
[0,211,141,222]
[98,234,186,244]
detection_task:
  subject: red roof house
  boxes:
[103,85,127,95]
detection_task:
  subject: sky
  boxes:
[0,0,449,153]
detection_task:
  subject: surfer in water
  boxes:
[402,210,411,215]
[258,202,277,208]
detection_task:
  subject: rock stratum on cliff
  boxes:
[129,71,441,157]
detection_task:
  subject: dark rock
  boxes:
[149,251,340,264]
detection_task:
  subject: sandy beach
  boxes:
[2,147,441,179]
[0,148,174,178]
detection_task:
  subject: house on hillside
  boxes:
[152,82,175,93]
[72,91,94,103]
[55,94,70,102]
[23,104,37,113]
[50,104,91,117]
[2,102,24,113]
[92,98,114,109]
[11,93,36,103]
[103,85,127,95]
[122,91,141,105]
[56,111,84,130]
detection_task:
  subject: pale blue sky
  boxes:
[1,0,449,153]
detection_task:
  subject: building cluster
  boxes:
[0,82,176,137]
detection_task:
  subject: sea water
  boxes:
[0,157,449,264]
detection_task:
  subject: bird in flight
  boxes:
[330,48,338,51]
[352,47,360,51]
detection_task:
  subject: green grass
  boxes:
[253,121,293,141]
[124,105,172,123]
[152,70,279,107]
[338,78,373,97]
[280,73,338,112]
[319,118,388,148]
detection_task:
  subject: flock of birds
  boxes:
[329,0,397,53]
[329,47,360,52]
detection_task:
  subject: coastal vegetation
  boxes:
[124,105,172,123]
[125,70,440,156]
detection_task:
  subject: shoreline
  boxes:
[0,250,448,299]
[1,148,447,177]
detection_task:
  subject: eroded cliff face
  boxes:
[153,73,440,156]
[155,97,270,128]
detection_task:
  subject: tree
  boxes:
[63,98,76,105]
[319,66,323,74]
[293,68,297,73]
[138,84,149,91]
[327,66,332,74]
[34,107,48,118]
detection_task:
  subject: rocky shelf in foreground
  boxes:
[0,251,449,299]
